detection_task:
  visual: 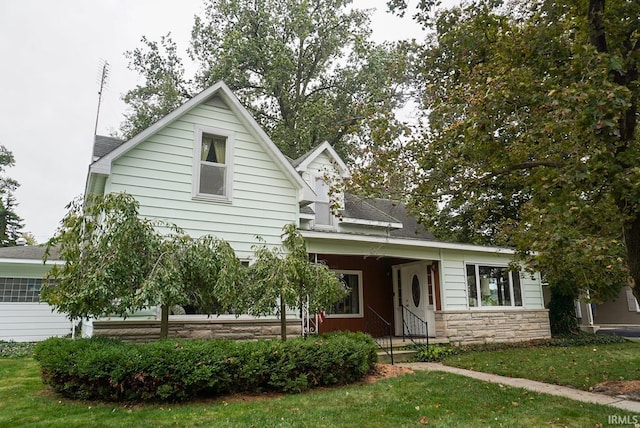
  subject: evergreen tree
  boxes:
[0,146,24,247]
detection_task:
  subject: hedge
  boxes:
[33,332,377,402]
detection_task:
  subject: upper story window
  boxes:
[466,264,523,308]
[314,176,332,226]
[193,126,234,202]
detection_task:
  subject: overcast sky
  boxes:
[0,0,451,243]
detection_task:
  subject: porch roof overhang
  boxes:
[300,230,516,260]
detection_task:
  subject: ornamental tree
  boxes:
[246,223,348,340]
[43,193,245,339]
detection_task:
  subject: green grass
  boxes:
[0,357,629,427]
[444,341,640,390]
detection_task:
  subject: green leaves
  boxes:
[246,224,348,338]
[43,193,247,326]
[377,0,640,302]
[121,0,412,160]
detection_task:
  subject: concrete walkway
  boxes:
[398,362,640,413]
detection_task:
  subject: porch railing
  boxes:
[401,305,430,347]
[365,305,394,365]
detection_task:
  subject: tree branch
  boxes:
[483,161,562,180]
[588,0,608,53]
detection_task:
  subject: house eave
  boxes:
[339,217,403,229]
[0,258,63,265]
[299,230,516,254]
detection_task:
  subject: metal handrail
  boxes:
[401,305,429,347]
[365,305,394,365]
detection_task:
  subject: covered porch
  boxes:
[302,230,551,346]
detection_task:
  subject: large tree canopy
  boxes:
[121,0,411,159]
[376,0,639,303]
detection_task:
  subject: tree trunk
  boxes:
[548,285,580,336]
[280,293,287,341]
[160,304,169,339]
[624,214,640,304]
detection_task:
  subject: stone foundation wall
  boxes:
[91,318,302,342]
[435,309,550,345]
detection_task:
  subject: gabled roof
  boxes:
[364,198,436,240]
[88,81,314,203]
[342,193,401,224]
[0,245,61,263]
[292,141,351,178]
[93,135,125,160]
[341,193,435,240]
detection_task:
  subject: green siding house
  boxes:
[2,81,551,343]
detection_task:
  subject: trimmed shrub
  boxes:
[34,331,376,402]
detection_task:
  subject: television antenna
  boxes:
[94,60,110,136]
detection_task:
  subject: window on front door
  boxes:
[466,264,523,308]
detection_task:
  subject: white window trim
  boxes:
[465,262,523,309]
[327,270,363,318]
[313,173,335,229]
[192,125,234,203]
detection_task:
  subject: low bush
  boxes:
[33,332,376,402]
[410,333,627,362]
[411,345,461,362]
[0,341,37,358]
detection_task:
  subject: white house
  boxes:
[1,81,551,343]
[0,245,71,341]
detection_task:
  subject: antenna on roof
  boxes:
[94,59,110,136]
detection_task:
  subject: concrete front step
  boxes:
[377,349,418,364]
[375,337,451,364]
[376,337,450,348]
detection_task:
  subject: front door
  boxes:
[393,261,436,337]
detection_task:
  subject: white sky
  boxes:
[0,0,454,243]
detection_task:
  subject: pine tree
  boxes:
[0,146,24,247]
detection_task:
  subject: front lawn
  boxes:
[0,357,627,427]
[444,341,640,390]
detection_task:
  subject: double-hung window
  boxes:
[466,264,523,308]
[193,126,233,201]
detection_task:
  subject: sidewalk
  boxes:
[399,362,640,413]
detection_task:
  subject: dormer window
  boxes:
[315,176,331,225]
[193,126,233,202]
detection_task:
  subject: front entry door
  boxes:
[393,262,436,337]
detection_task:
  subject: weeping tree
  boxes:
[43,193,245,339]
[246,224,348,340]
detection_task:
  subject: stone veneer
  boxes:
[91,318,302,342]
[435,309,550,345]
